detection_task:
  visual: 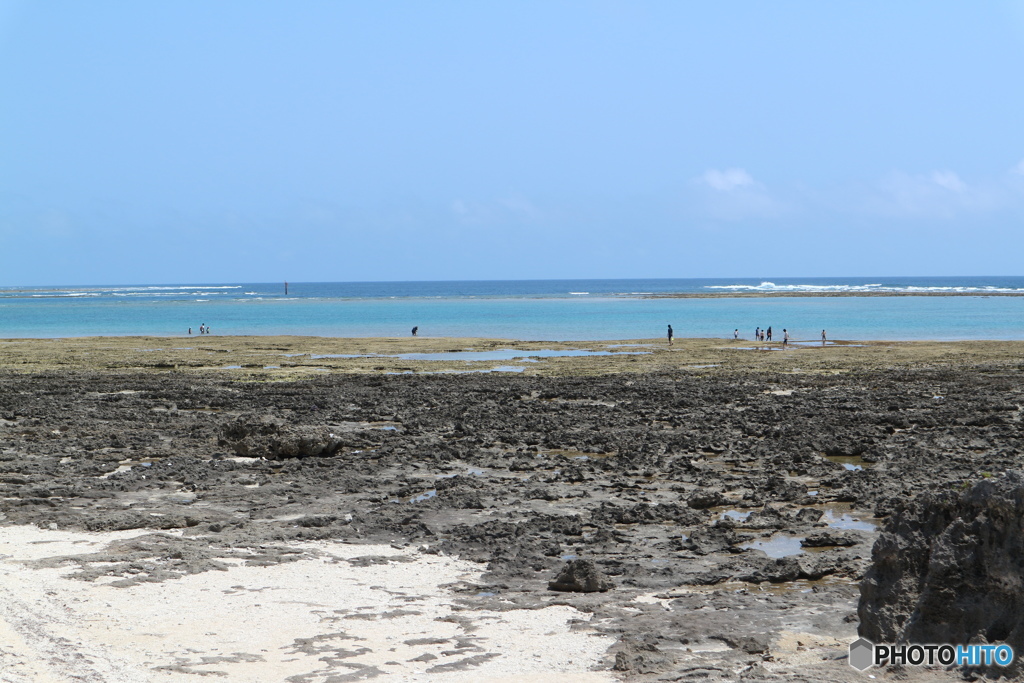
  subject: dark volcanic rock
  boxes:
[687,488,729,509]
[219,416,344,459]
[802,531,862,548]
[6,361,1024,680]
[548,559,614,592]
[612,636,671,673]
[720,633,770,654]
[679,527,743,556]
[859,471,1024,674]
[794,507,824,523]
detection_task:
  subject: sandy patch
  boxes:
[0,526,615,682]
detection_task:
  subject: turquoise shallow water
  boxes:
[0,278,1022,340]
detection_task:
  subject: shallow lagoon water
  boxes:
[3,277,1024,340]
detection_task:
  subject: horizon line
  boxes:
[2,274,1022,289]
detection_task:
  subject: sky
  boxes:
[2,1,1024,285]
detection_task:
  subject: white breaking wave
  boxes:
[705,282,1024,294]
[129,285,242,291]
[30,292,99,297]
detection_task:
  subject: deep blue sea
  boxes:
[1,277,1023,341]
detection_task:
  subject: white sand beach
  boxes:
[0,526,615,682]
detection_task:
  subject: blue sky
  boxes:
[2,1,1024,285]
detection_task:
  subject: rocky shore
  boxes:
[1,337,1022,680]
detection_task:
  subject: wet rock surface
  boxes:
[1,363,1022,680]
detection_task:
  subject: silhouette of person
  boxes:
[667,324,674,345]
[411,326,418,336]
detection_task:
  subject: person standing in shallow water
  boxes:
[783,329,790,347]
[667,325,673,345]
[822,329,827,344]
[411,326,418,336]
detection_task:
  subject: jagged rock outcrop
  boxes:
[219,416,344,459]
[548,559,614,592]
[859,471,1024,674]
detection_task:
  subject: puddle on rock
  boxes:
[394,348,648,362]
[823,454,872,471]
[823,508,877,531]
[97,460,154,479]
[751,576,857,594]
[740,534,806,558]
[441,365,526,374]
[719,510,752,522]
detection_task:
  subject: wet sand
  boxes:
[1,336,1022,680]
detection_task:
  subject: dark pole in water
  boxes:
[285,281,288,295]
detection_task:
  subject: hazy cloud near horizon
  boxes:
[700,169,755,192]
[2,1,1023,285]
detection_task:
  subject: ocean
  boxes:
[1,277,1022,341]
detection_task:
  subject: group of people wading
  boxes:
[667,324,828,347]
